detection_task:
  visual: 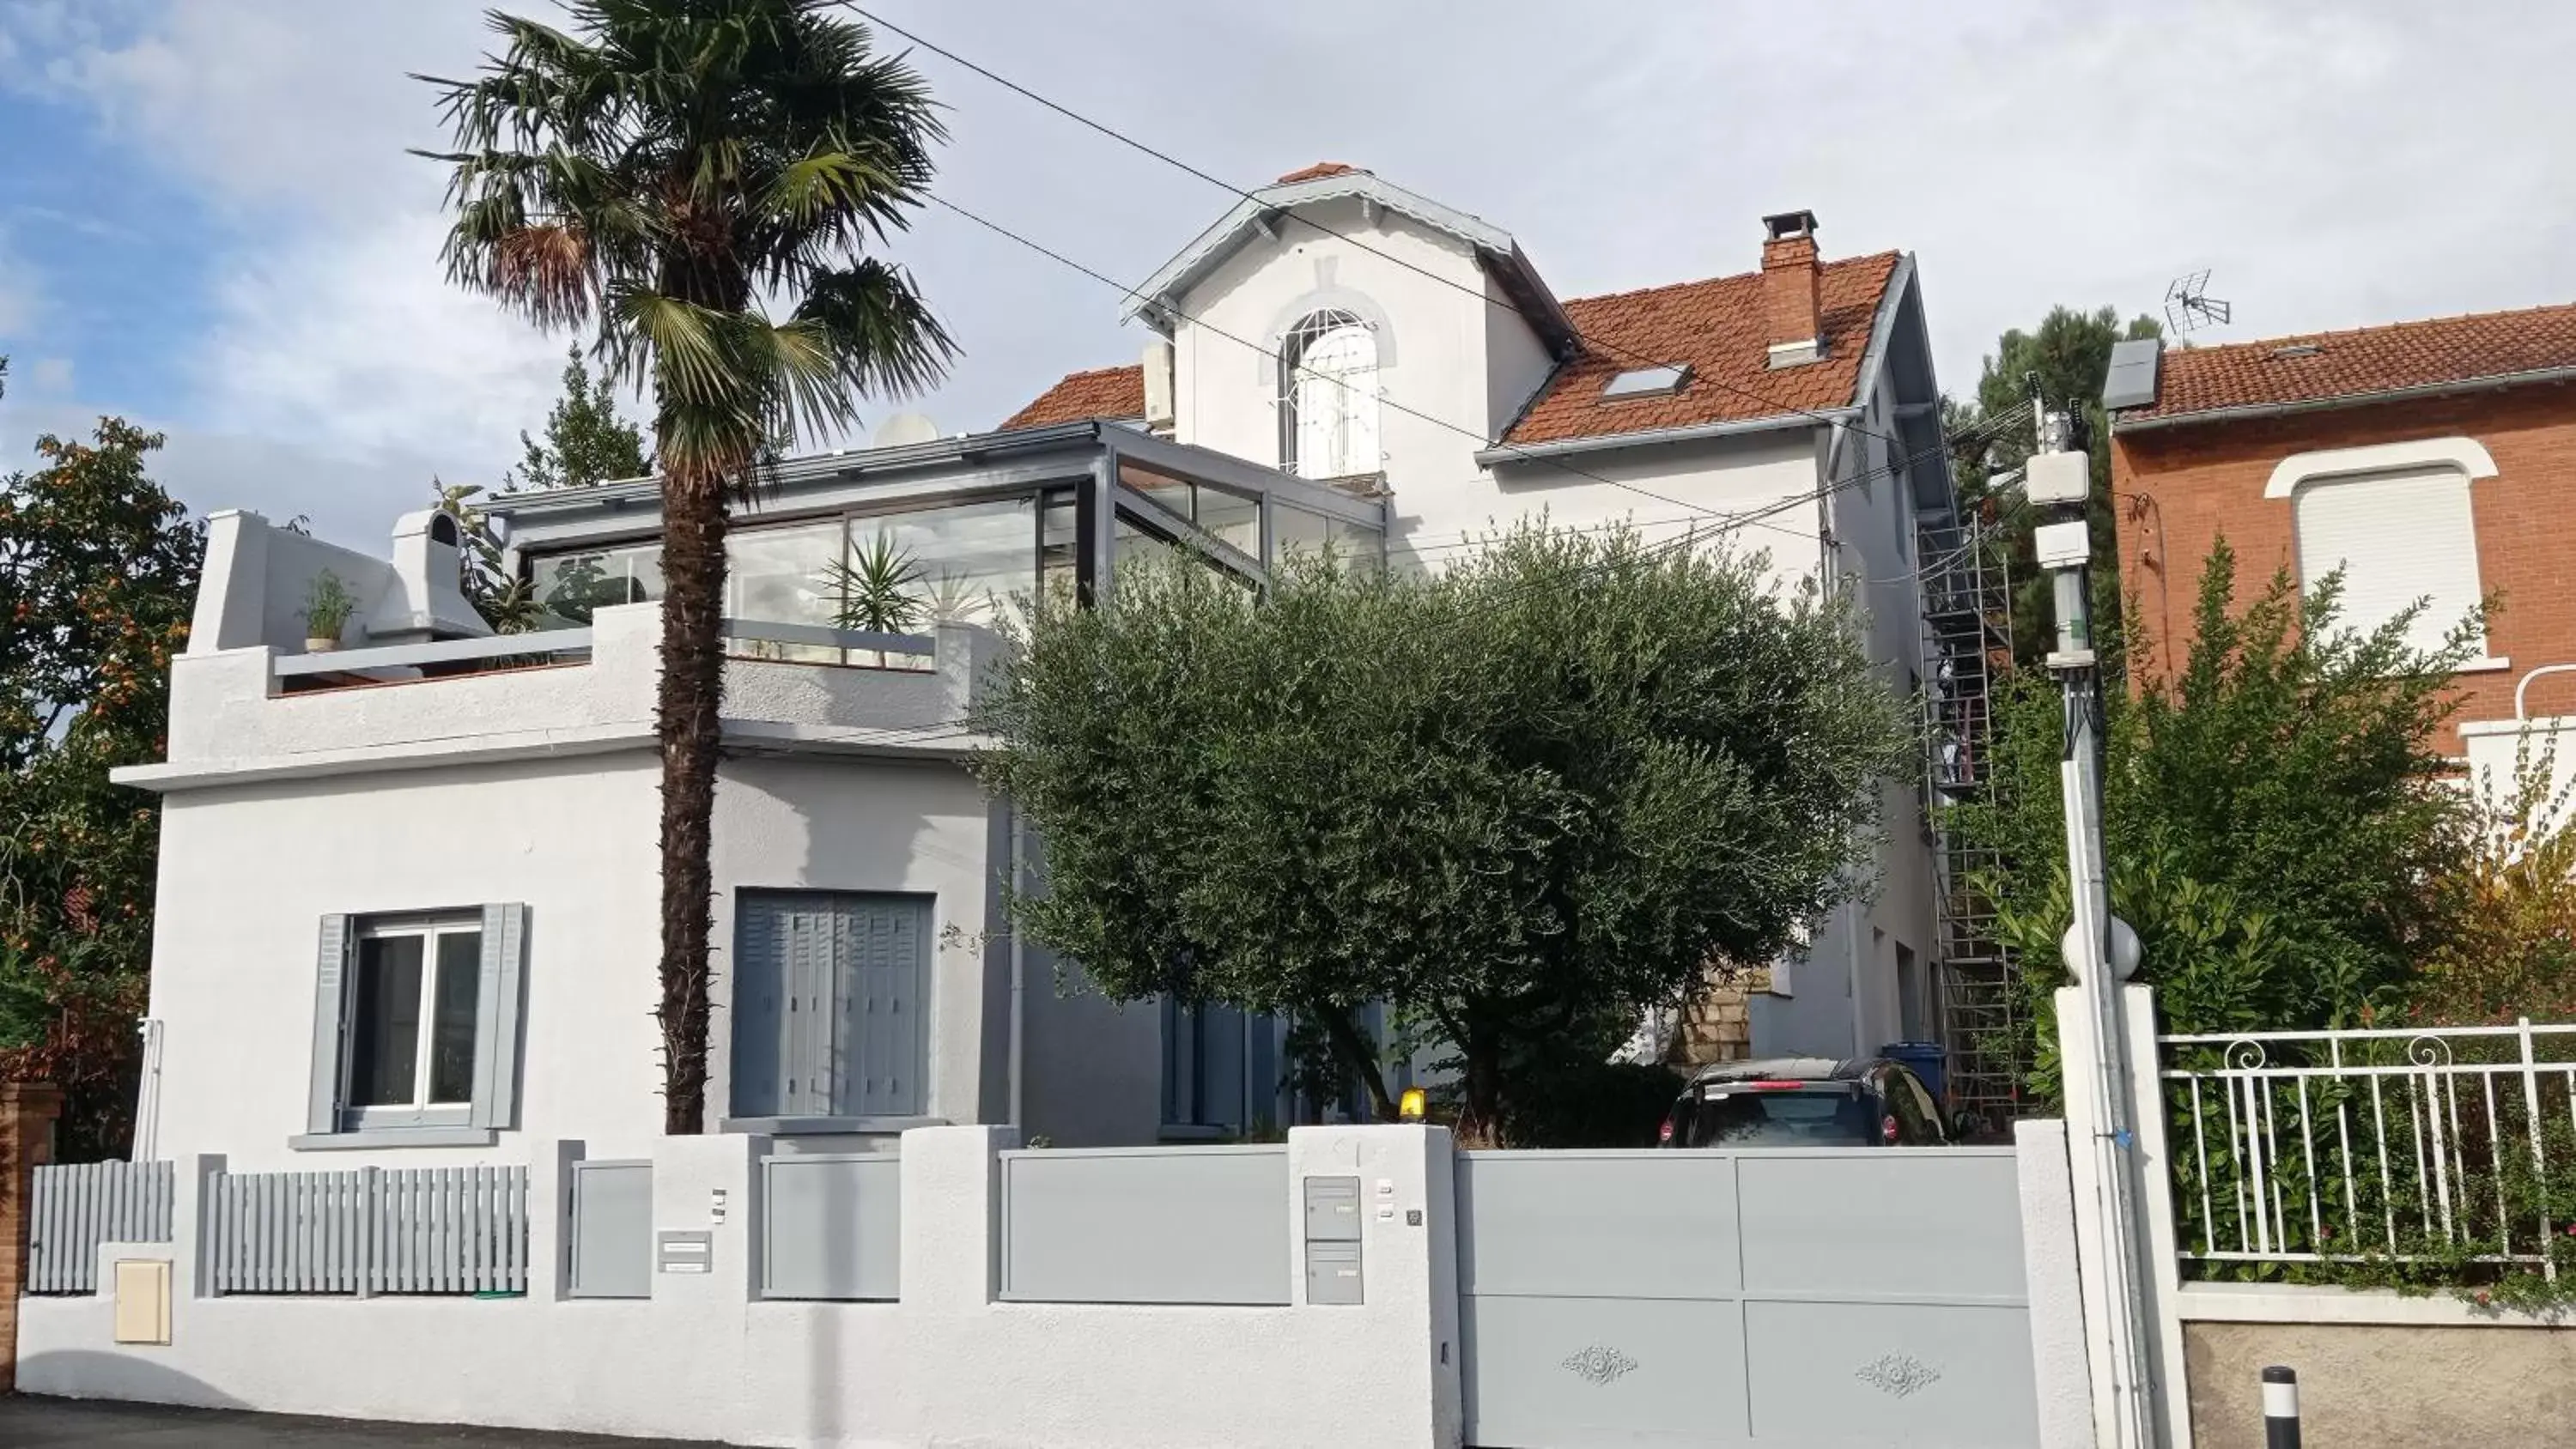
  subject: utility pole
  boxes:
[2025,377,2159,1447]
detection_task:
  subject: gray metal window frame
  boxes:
[499,427,1386,617]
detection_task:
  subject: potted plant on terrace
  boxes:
[302,569,357,652]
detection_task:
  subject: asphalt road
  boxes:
[0,1397,730,1446]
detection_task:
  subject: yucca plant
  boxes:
[824,530,925,666]
[421,0,953,1131]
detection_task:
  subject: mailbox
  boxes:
[1305,1240,1364,1306]
[1303,1174,1361,1241]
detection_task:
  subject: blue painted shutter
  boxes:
[307,916,353,1135]
[470,903,527,1130]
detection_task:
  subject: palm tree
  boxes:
[421,1,954,1132]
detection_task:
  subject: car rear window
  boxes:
[1679,1085,1874,1147]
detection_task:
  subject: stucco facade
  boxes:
[124,167,1967,1172]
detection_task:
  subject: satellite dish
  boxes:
[872,411,940,448]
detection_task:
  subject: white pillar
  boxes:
[2015,1118,2100,1449]
[1285,1124,1462,1449]
[901,1124,1015,1312]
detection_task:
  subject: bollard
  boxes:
[2262,1365,2301,1449]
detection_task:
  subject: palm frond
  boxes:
[790,261,954,398]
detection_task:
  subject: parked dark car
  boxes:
[1657,1056,1950,1148]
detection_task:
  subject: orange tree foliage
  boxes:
[0,410,203,1157]
[2414,741,2576,1026]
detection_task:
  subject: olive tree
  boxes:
[975,523,1912,1139]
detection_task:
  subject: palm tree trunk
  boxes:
[656,459,729,1134]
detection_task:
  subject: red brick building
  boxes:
[2105,303,2576,753]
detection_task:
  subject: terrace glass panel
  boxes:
[848,494,1039,634]
[726,520,844,663]
[532,543,663,624]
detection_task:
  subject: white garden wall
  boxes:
[18,1125,1461,1449]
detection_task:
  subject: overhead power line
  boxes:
[848,4,1915,458]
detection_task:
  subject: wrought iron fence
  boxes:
[26,1161,175,1294]
[2158,1020,2576,1277]
[206,1165,528,1296]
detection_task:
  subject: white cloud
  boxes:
[14,0,2576,551]
[26,357,72,396]
[0,391,457,551]
[9,1,568,530]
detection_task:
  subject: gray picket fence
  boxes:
[26,1161,176,1294]
[207,1165,528,1296]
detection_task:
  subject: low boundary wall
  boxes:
[17,1127,1457,1449]
[17,1122,2086,1449]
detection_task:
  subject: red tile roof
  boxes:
[1501,252,1899,446]
[2126,300,2576,423]
[1003,252,1903,446]
[1275,161,1361,184]
[999,363,1145,430]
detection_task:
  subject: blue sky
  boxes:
[4,2,2573,550]
[0,84,216,413]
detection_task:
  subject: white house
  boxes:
[1008,165,1957,1088]
[114,165,1959,1174]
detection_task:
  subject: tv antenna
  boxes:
[2165,270,2231,335]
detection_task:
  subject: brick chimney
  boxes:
[1760,209,1823,367]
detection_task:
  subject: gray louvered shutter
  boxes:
[730,897,784,1119]
[840,896,928,1117]
[471,903,528,1129]
[732,894,823,1119]
[307,915,354,1135]
[786,900,836,1116]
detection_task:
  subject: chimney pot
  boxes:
[1759,210,1823,367]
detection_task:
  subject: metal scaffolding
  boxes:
[1918,511,2024,1125]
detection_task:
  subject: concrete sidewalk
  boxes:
[0,1396,730,1446]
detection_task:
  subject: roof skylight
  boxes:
[1601,364,1692,400]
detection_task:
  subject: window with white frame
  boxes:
[1280,309,1380,481]
[2292,465,2486,657]
[301,905,527,1146]
[346,916,483,1118]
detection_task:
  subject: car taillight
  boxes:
[1743,1080,1807,1090]
[1881,1114,1900,1144]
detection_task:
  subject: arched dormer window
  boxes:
[1280,309,1379,480]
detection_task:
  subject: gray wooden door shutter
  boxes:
[734,892,929,1121]
[732,893,829,1119]
[731,895,786,1119]
[471,903,529,1130]
[307,915,354,1135]
[783,900,835,1117]
[841,896,928,1117]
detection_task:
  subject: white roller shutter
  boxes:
[2293,467,2483,654]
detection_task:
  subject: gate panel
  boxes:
[1457,1148,2035,1449]
[1743,1300,2037,1444]
[1735,1153,2026,1298]
[568,1161,652,1300]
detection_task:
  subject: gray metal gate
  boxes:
[1456,1148,2036,1448]
[568,1160,652,1300]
